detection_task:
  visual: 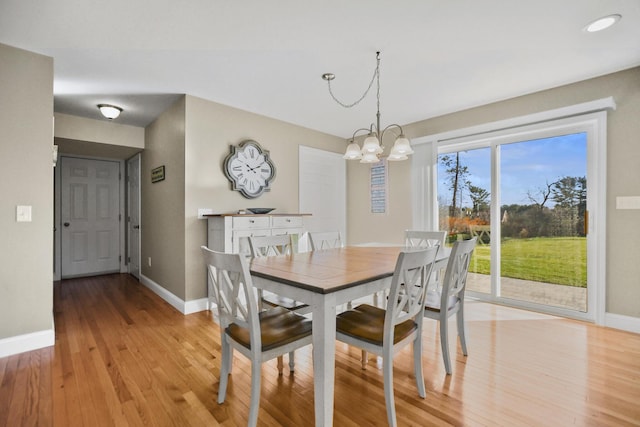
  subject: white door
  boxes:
[299,146,346,250]
[60,157,121,278]
[127,154,141,279]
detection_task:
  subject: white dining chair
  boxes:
[248,234,309,310]
[336,247,439,427]
[424,237,477,375]
[309,231,343,251]
[405,230,446,249]
[201,246,313,427]
[248,234,310,373]
[405,230,447,287]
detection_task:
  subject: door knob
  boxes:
[133,225,140,229]
[63,222,70,227]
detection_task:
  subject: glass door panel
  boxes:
[437,147,491,295]
[499,134,587,312]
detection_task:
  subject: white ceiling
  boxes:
[1,0,639,138]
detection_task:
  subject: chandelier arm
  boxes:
[380,123,405,140]
[351,127,374,141]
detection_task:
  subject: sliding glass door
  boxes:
[429,112,605,321]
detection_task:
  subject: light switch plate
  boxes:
[16,205,32,222]
[616,196,640,210]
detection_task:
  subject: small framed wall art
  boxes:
[151,165,165,183]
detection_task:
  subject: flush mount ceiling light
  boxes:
[584,14,621,32]
[322,52,413,163]
[97,104,123,120]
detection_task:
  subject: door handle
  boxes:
[63,222,70,227]
[133,225,140,229]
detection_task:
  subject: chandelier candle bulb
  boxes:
[362,134,384,154]
[343,142,363,160]
[361,152,380,163]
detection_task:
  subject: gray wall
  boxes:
[347,66,640,318]
[0,43,54,340]
[142,97,187,299]
[142,94,345,303]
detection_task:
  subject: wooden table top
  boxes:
[249,246,407,294]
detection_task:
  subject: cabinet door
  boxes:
[232,228,271,256]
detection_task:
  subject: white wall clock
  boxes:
[223,140,276,199]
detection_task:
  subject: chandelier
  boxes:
[322,51,413,163]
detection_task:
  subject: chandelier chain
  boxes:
[326,60,380,109]
[376,55,381,128]
[323,51,413,162]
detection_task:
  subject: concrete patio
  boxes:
[466,272,587,312]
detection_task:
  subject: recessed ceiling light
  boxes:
[584,14,621,32]
[97,104,123,119]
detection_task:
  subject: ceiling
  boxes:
[1,0,639,140]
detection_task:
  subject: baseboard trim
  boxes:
[184,297,209,315]
[139,274,208,315]
[605,312,640,334]
[0,328,55,358]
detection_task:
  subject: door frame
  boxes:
[54,154,127,281]
[410,99,613,324]
[127,153,141,279]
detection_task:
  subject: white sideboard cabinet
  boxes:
[205,214,310,255]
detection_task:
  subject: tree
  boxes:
[526,181,555,236]
[440,153,470,218]
[468,184,490,218]
[527,181,554,210]
[551,176,587,236]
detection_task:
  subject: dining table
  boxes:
[249,245,449,427]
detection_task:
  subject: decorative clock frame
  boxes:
[223,140,276,199]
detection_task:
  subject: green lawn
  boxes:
[465,237,587,287]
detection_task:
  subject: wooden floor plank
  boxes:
[0,355,20,427]
[1,274,639,426]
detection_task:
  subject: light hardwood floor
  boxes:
[1,273,639,426]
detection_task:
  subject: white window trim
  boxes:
[411,97,614,324]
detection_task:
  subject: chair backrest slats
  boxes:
[405,230,446,249]
[384,247,439,334]
[441,237,477,305]
[201,246,261,348]
[249,234,292,258]
[309,231,343,251]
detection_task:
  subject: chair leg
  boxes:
[218,336,232,403]
[288,351,295,372]
[361,350,367,370]
[248,359,261,427]
[413,335,426,398]
[382,350,397,427]
[439,317,452,375]
[457,305,468,356]
[277,355,284,375]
